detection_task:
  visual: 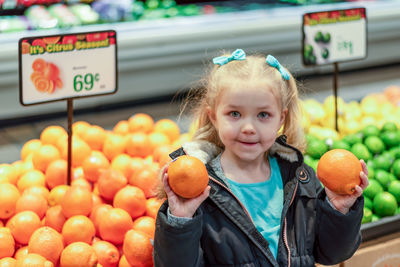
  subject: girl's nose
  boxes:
[241,121,256,134]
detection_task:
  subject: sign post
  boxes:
[302,7,367,132]
[19,30,118,184]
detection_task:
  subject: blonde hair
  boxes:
[183,51,306,152]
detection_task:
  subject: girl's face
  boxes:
[208,85,287,163]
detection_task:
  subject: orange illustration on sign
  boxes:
[30,58,63,94]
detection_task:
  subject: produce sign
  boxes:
[19,30,117,105]
[302,8,367,66]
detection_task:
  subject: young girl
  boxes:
[153,49,368,267]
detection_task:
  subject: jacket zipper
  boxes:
[283,180,298,267]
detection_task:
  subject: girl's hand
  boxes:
[161,164,211,218]
[325,160,369,214]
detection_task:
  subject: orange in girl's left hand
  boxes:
[317,149,362,195]
[167,155,209,199]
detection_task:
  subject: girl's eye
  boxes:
[230,111,240,118]
[258,112,269,119]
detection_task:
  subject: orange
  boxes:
[21,139,41,161]
[129,167,158,198]
[317,149,362,195]
[99,208,133,245]
[6,211,41,245]
[59,137,92,168]
[16,193,47,219]
[154,118,180,142]
[113,120,129,135]
[128,113,154,133]
[44,205,66,233]
[73,166,85,181]
[89,204,112,237]
[15,253,54,267]
[145,197,164,219]
[61,186,93,218]
[40,125,68,147]
[0,227,15,258]
[28,226,64,265]
[14,246,28,259]
[148,131,171,151]
[82,151,110,183]
[127,157,145,181]
[48,185,69,207]
[102,134,126,161]
[23,186,49,201]
[0,164,19,186]
[125,132,152,158]
[72,121,91,137]
[118,255,131,267]
[113,186,146,219]
[92,240,120,267]
[17,170,45,192]
[62,215,96,245]
[32,144,61,172]
[167,155,209,198]
[60,242,98,267]
[0,257,16,267]
[92,193,104,207]
[70,178,92,191]
[153,145,173,166]
[132,216,156,239]
[45,159,67,189]
[81,125,107,151]
[0,183,21,219]
[123,229,153,267]
[111,154,132,179]
[97,169,127,201]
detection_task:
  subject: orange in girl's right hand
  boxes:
[167,155,209,199]
[317,149,362,195]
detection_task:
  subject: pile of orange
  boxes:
[0,113,194,266]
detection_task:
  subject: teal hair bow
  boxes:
[266,55,290,81]
[213,49,246,66]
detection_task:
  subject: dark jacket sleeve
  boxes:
[314,189,363,265]
[153,202,205,267]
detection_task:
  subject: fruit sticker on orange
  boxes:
[302,8,367,66]
[19,30,117,106]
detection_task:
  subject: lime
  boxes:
[373,192,398,217]
[389,146,400,159]
[351,143,371,161]
[362,207,373,224]
[375,169,391,190]
[380,131,400,149]
[314,31,323,42]
[309,159,318,173]
[396,207,400,215]
[381,122,398,132]
[371,214,380,222]
[372,155,392,172]
[342,133,363,146]
[388,180,400,203]
[363,179,383,200]
[388,173,397,183]
[331,140,351,150]
[362,125,380,138]
[304,154,314,166]
[323,32,331,43]
[367,166,375,180]
[391,159,400,179]
[364,196,373,210]
[364,136,385,155]
[306,139,328,159]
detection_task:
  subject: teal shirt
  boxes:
[211,155,284,259]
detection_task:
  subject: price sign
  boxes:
[302,8,367,66]
[19,30,117,105]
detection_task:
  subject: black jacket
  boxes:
[154,136,363,267]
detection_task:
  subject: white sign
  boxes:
[302,8,367,66]
[19,31,117,105]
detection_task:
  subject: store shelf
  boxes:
[0,0,399,121]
